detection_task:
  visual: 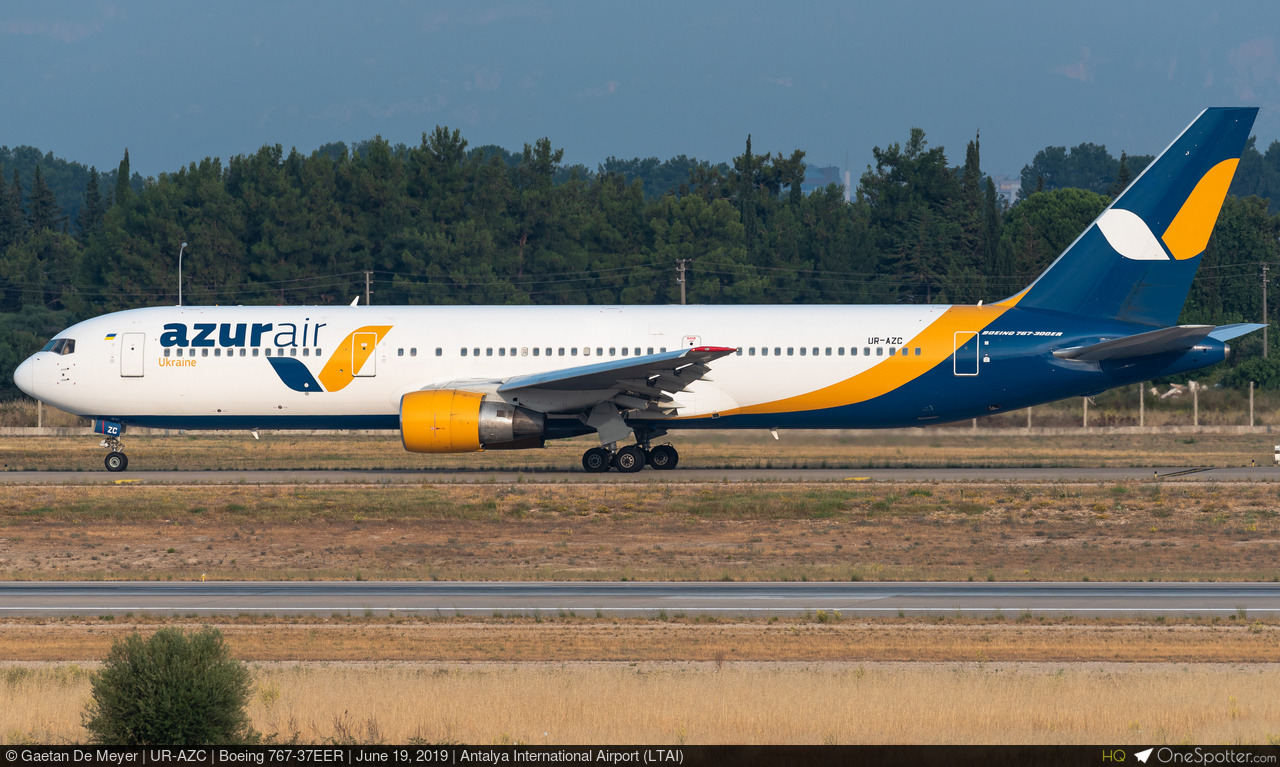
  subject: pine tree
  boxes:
[77,167,105,244]
[1109,151,1133,197]
[982,176,1001,274]
[26,165,62,232]
[3,169,27,247]
[115,149,132,206]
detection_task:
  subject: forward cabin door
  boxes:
[353,332,377,377]
[120,333,146,378]
[953,331,979,376]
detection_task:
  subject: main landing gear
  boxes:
[580,442,680,473]
[101,437,129,472]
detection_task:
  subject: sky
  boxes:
[4,1,1280,182]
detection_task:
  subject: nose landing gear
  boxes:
[101,438,129,472]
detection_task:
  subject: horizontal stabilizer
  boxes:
[1052,325,1214,362]
[1208,323,1267,342]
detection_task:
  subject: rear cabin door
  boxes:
[953,331,979,376]
[120,333,145,377]
[353,332,377,377]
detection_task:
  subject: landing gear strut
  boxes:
[101,437,128,472]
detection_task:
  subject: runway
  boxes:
[2,466,1277,484]
[3,581,1278,617]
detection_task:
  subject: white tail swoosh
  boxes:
[1097,208,1169,261]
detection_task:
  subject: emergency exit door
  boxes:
[121,333,146,377]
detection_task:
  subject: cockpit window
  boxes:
[42,338,76,355]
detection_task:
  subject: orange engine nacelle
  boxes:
[400,389,545,453]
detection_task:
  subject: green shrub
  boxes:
[83,627,257,745]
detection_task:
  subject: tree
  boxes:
[77,167,105,243]
[1109,151,1133,197]
[114,149,132,207]
[26,165,62,233]
[83,627,257,746]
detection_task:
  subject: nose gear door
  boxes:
[121,333,146,377]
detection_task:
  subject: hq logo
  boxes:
[268,325,392,393]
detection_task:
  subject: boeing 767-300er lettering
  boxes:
[12,108,1266,473]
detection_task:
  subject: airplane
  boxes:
[12,107,1265,473]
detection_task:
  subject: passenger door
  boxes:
[353,331,377,377]
[953,331,979,376]
[120,333,145,377]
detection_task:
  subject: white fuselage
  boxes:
[15,304,949,426]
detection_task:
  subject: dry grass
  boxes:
[1,617,1278,663]
[2,481,1279,581]
[1,430,1275,472]
[3,660,1280,745]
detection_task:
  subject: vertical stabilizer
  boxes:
[1010,108,1257,327]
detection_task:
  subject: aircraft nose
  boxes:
[13,356,36,398]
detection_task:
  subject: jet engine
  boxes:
[400,389,546,453]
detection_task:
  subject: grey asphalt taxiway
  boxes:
[2,581,1279,617]
[2,466,1277,484]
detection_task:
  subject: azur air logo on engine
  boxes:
[268,325,392,393]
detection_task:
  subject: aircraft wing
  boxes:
[1053,325,1215,362]
[499,345,737,414]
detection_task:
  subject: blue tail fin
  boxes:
[1006,107,1257,327]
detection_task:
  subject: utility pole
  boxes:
[676,259,690,305]
[365,271,372,306]
[1263,263,1269,358]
